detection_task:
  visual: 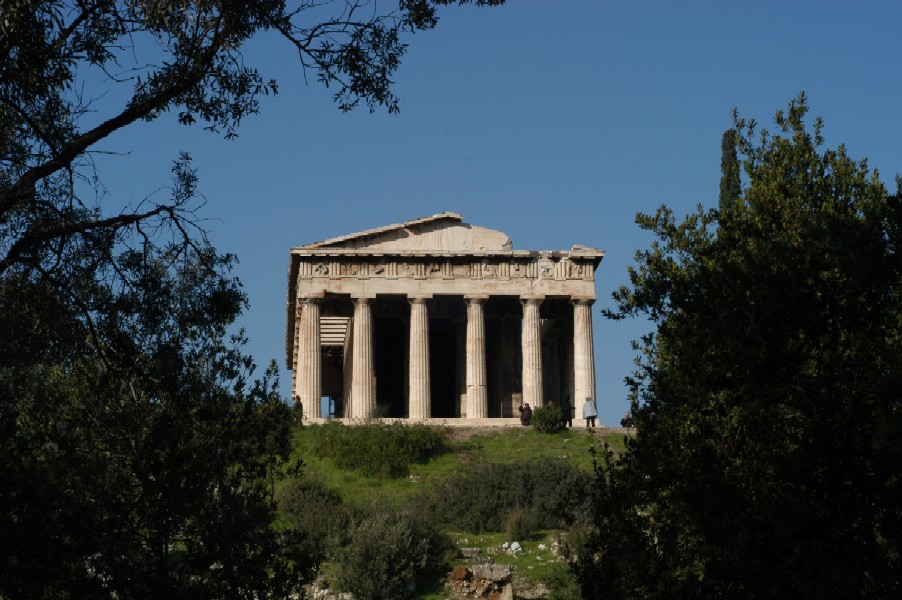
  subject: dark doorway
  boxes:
[322,347,345,417]
[374,297,408,418]
[486,296,524,417]
[429,317,458,418]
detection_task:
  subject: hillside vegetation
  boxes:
[279,421,627,599]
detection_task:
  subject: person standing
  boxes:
[561,394,573,428]
[620,411,633,430]
[582,396,597,431]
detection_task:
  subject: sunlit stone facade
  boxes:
[286,213,603,421]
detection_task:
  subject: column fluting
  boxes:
[408,297,431,419]
[573,299,596,411]
[298,298,322,418]
[350,297,374,419]
[465,296,488,419]
[521,297,544,408]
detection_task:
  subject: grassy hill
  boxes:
[290,423,625,503]
[280,421,629,599]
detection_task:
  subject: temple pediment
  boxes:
[299,212,513,252]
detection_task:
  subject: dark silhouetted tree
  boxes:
[718,127,741,214]
[1,3,505,596]
[576,93,902,599]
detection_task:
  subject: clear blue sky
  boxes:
[97,1,902,425]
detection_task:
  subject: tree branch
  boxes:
[0,27,223,223]
[0,202,174,275]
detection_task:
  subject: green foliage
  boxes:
[582,93,902,598]
[719,128,741,213]
[429,459,592,533]
[280,474,455,600]
[3,3,509,597]
[308,421,451,478]
[503,505,542,541]
[454,428,624,467]
[545,562,584,600]
[1,1,505,276]
[290,425,615,506]
[277,476,347,562]
[532,403,565,434]
[284,426,609,595]
[0,236,315,598]
[331,500,455,600]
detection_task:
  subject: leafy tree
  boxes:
[1,2,504,596]
[0,181,312,597]
[1,0,504,275]
[576,94,902,599]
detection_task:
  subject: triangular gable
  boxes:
[299,212,512,252]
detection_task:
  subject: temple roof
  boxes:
[295,212,513,253]
[286,213,605,366]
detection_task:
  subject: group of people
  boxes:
[516,395,605,432]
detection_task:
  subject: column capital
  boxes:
[408,295,432,304]
[571,298,596,307]
[352,295,373,304]
[299,296,323,305]
[464,294,489,303]
[520,295,544,306]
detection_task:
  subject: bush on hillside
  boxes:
[545,562,584,600]
[308,421,449,478]
[532,404,565,433]
[331,500,454,600]
[504,505,542,541]
[427,459,593,533]
[277,476,347,556]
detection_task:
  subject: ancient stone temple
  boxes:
[286,213,604,421]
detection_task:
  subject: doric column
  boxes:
[297,298,322,418]
[521,297,544,408]
[350,297,375,419]
[465,296,488,418]
[408,297,431,419]
[573,299,597,409]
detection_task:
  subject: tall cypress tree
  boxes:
[719,128,741,214]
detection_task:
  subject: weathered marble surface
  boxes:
[287,213,604,421]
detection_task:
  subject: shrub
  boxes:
[307,421,449,478]
[427,459,592,532]
[532,404,564,434]
[504,505,541,541]
[277,476,347,555]
[545,562,584,600]
[331,501,454,600]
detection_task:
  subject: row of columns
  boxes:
[295,296,596,420]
